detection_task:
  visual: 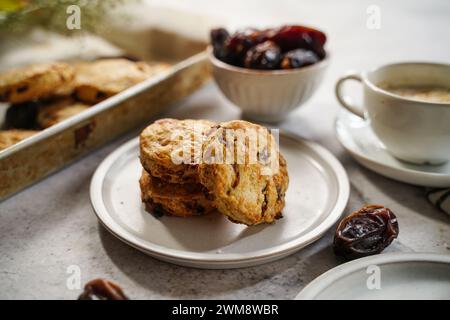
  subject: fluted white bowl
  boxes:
[208,46,329,123]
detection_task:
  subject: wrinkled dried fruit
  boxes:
[224,28,267,66]
[333,205,399,260]
[244,41,281,69]
[210,28,230,61]
[211,25,326,69]
[78,278,129,300]
[269,25,326,58]
[280,49,319,69]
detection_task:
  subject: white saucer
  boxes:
[90,132,349,269]
[295,253,450,300]
[336,110,450,187]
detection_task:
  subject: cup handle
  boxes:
[335,72,365,119]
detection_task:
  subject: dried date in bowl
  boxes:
[280,49,319,69]
[244,41,281,69]
[210,27,230,61]
[333,205,399,260]
[210,25,326,70]
[268,25,326,59]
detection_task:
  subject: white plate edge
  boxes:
[295,252,450,300]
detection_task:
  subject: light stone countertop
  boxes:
[0,0,449,299]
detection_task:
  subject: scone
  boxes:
[0,62,74,103]
[198,120,289,226]
[74,59,170,103]
[139,170,215,217]
[37,97,90,128]
[0,129,38,150]
[140,118,216,184]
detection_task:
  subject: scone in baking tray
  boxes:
[0,28,210,200]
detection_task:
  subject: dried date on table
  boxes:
[333,205,399,260]
[78,278,129,300]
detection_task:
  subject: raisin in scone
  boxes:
[74,59,169,103]
[198,120,289,226]
[140,118,216,184]
[139,170,215,217]
[0,62,74,104]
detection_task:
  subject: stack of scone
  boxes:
[0,59,169,150]
[139,118,289,226]
[139,119,217,217]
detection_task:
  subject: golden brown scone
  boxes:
[0,62,74,103]
[37,97,90,128]
[139,170,215,217]
[0,129,38,150]
[198,120,289,226]
[140,118,216,184]
[74,59,170,103]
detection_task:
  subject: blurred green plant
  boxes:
[0,0,136,35]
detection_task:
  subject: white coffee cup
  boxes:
[335,62,450,165]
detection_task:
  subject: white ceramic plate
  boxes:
[295,253,450,300]
[336,110,450,187]
[90,132,349,269]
